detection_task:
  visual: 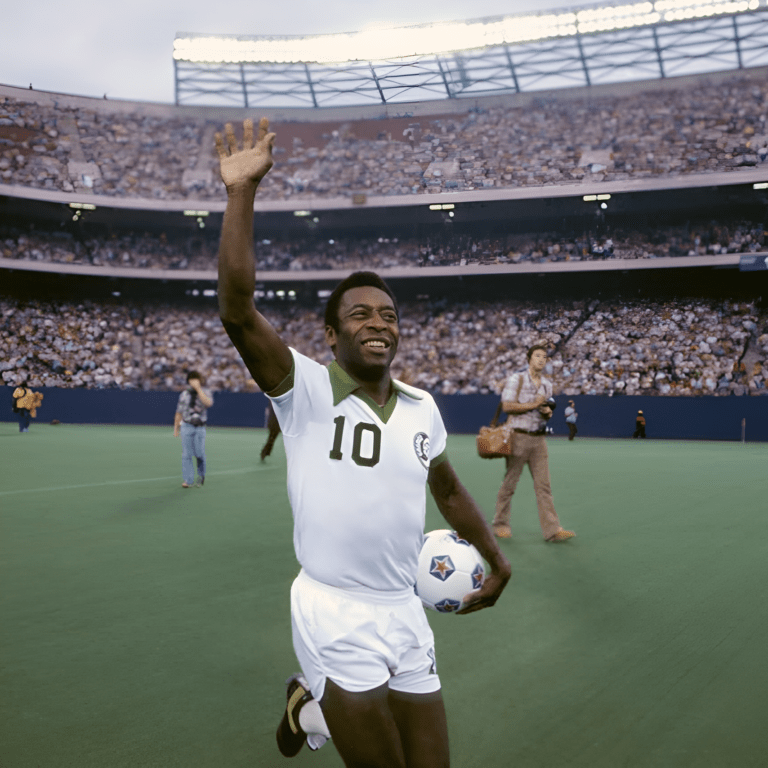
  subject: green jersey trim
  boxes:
[265,359,295,397]
[328,360,422,425]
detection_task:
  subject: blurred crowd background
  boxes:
[2,296,766,397]
[1,75,767,201]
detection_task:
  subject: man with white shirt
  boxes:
[214,117,511,768]
[492,345,575,543]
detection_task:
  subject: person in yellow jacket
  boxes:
[12,378,43,433]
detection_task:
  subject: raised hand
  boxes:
[215,118,276,191]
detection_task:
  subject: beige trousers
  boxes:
[493,433,562,540]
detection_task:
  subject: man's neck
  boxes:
[342,362,393,407]
[529,365,542,383]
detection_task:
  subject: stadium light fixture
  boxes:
[754,182,768,189]
[655,0,760,22]
[174,0,764,64]
[429,203,456,210]
[293,210,312,217]
[183,209,209,216]
[69,202,97,210]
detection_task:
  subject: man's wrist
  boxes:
[226,180,259,198]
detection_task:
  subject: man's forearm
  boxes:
[218,184,258,325]
[436,483,509,575]
[503,401,534,414]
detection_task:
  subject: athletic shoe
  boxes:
[547,529,576,542]
[493,524,512,539]
[276,674,313,757]
[196,477,204,487]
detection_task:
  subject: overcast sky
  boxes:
[1,0,600,104]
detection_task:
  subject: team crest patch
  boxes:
[413,432,430,468]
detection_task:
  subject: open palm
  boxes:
[215,118,276,189]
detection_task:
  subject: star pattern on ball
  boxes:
[429,555,455,581]
[435,598,462,613]
[471,563,485,590]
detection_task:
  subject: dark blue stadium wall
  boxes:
[446,394,768,442]
[2,387,767,441]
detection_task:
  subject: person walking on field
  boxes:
[564,399,578,441]
[173,371,214,488]
[492,345,575,543]
[633,410,646,439]
[12,377,43,433]
[214,117,510,768]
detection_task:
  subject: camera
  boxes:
[540,397,557,420]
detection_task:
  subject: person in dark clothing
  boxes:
[260,402,282,461]
[633,410,646,438]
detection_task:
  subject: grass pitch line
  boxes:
[0,465,269,497]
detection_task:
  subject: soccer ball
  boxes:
[415,529,485,613]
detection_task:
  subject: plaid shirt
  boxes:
[176,387,213,425]
[502,370,553,433]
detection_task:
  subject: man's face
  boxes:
[325,286,399,378]
[529,349,548,372]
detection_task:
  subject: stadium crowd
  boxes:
[1,295,765,397]
[1,73,766,201]
[2,216,764,272]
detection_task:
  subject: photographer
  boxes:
[173,371,214,488]
[12,376,43,433]
[492,345,575,543]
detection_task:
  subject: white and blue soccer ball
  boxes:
[415,529,485,613]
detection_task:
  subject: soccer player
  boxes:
[215,118,511,768]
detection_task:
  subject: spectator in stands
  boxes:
[173,371,213,488]
[492,344,575,543]
[633,410,647,439]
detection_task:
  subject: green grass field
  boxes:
[1,422,766,768]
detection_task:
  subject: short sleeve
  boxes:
[429,397,449,467]
[268,348,327,437]
[501,373,522,402]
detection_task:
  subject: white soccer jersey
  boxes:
[269,348,448,594]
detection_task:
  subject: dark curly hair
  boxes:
[323,271,399,332]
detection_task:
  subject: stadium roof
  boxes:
[173,0,768,108]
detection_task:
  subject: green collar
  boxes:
[328,360,422,423]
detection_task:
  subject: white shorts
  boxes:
[290,570,441,702]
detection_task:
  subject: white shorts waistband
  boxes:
[295,569,417,605]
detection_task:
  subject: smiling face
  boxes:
[325,285,399,380]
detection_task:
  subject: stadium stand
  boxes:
[1,65,767,407]
[1,67,767,203]
[1,295,765,397]
[1,217,765,272]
